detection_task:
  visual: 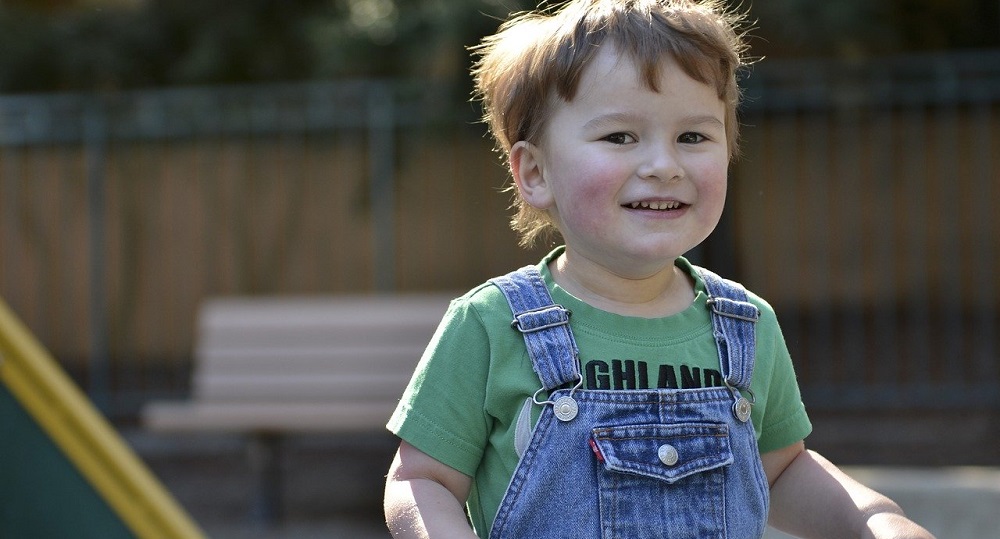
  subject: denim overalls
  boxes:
[488,265,769,539]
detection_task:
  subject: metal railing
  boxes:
[736,50,1000,410]
[1,50,998,419]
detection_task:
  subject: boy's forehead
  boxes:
[573,46,717,104]
[582,46,648,85]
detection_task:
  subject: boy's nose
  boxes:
[638,145,684,182]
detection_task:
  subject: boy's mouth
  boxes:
[624,200,685,211]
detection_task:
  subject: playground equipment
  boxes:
[0,296,205,539]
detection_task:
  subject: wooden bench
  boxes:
[141,294,452,524]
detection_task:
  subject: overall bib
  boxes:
[488,265,770,539]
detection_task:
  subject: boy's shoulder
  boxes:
[683,260,781,328]
[458,278,507,305]
[448,277,518,325]
[448,261,562,334]
[456,260,551,310]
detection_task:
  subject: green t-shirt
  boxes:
[388,249,812,536]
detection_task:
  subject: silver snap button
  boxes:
[658,444,679,466]
[552,396,578,422]
[733,397,752,423]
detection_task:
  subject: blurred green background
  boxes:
[0,0,996,93]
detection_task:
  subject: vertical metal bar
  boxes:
[767,112,800,352]
[84,99,110,414]
[803,110,835,387]
[368,83,395,292]
[933,100,964,388]
[836,101,867,389]
[971,97,997,387]
[869,80,899,393]
[0,148,20,293]
[900,105,932,386]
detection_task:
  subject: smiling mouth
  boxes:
[625,200,685,210]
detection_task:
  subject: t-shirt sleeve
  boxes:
[751,300,813,454]
[387,296,493,477]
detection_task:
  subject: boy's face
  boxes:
[512,46,729,279]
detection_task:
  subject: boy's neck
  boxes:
[550,250,696,318]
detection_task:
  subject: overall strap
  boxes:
[696,267,760,391]
[490,266,580,391]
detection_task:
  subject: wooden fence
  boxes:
[1,51,998,419]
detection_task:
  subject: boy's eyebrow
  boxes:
[583,112,725,131]
[685,114,726,128]
[582,112,644,131]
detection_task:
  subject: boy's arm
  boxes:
[384,441,480,539]
[763,443,936,538]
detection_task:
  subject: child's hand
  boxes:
[862,512,936,539]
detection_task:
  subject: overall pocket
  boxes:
[591,423,732,539]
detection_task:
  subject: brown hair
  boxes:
[471,0,750,247]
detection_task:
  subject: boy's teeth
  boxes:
[630,201,680,210]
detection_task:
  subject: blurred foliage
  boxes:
[0,0,538,93]
[749,0,1000,59]
[0,0,996,93]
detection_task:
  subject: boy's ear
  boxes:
[510,141,554,209]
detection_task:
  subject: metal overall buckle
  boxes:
[533,374,584,422]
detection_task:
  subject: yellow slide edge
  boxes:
[0,296,206,539]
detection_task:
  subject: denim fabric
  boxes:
[489,265,769,539]
[490,271,581,390]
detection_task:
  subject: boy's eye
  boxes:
[602,132,636,145]
[678,132,706,144]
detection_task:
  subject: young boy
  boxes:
[384,1,935,537]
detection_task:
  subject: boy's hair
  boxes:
[472,0,749,248]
